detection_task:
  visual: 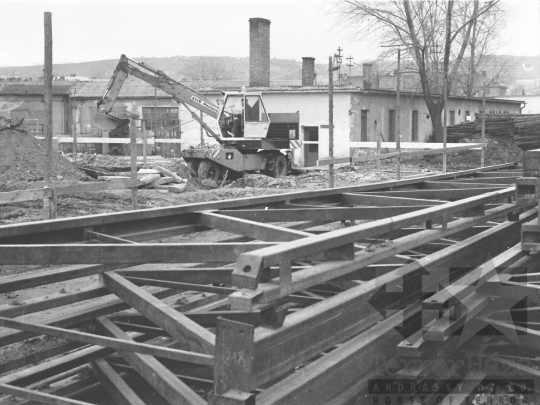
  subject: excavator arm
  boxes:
[95,54,223,143]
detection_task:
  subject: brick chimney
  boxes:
[363,63,373,89]
[302,57,315,86]
[249,18,271,87]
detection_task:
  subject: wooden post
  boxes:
[443,75,448,173]
[200,111,204,147]
[376,123,381,172]
[328,56,334,188]
[396,49,401,180]
[72,125,77,157]
[130,121,138,210]
[43,11,56,219]
[481,81,486,167]
[142,121,147,165]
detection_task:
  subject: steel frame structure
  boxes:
[0,162,533,405]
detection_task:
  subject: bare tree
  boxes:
[183,57,231,81]
[452,5,511,97]
[335,0,503,142]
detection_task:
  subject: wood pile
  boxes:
[447,122,476,142]
[513,114,540,150]
[474,113,514,137]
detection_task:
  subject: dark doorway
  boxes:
[304,126,319,167]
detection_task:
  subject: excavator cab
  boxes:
[218,93,270,139]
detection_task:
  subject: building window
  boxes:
[361,110,369,142]
[411,110,418,142]
[142,107,180,133]
[388,109,396,142]
[449,110,455,125]
[465,111,471,122]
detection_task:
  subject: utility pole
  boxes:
[396,49,401,180]
[346,56,353,85]
[43,11,56,219]
[335,47,343,86]
[71,89,77,157]
[328,56,335,188]
[443,72,448,173]
[481,81,486,167]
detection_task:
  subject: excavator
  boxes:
[95,55,301,179]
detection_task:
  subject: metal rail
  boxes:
[0,162,533,405]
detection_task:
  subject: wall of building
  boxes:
[0,95,66,134]
[74,97,223,155]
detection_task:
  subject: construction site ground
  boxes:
[0,132,525,400]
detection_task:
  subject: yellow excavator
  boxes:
[95,55,301,179]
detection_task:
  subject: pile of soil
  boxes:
[421,135,522,168]
[0,130,86,185]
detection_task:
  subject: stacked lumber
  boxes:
[474,113,513,137]
[447,122,476,142]
[513,114,540,150]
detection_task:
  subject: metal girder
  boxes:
[101,271,216,355]
[232,189,516,289]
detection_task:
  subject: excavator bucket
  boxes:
[93,113,129,132]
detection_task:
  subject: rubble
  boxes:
[0,129,86,186]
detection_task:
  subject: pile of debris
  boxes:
[513,114,540,150]
[0,129,86,186]
[98,166,192,193]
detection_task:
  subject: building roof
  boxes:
[75,77,174,99]
[71,78,524,106]
[0,84,74,96]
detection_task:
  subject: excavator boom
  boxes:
[95,55,221,141]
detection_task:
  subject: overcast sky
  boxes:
[1,0,539,66]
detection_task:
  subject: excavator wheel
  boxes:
[267,153,288,178]
[198,160,221,182]
[187,160,200,178]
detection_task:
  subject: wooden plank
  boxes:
[0,188,51,204]
[54,179,141,196]
[98,317,206,405]
[218,206,429,223]
[359,187,506,200]
[0,316,213,365]
[341,193,445,206]
[101,271,215,355]
[0,243,277,265]
[91,358,146,405]
[0,383,93,405]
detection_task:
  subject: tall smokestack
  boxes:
[249,18,271,87]
[302,57,315,86]
[363,63,373,89]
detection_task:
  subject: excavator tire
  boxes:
[268,153,287,178]
[198,160,221,182]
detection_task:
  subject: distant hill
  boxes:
[0,56,333,82]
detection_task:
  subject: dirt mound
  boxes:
[0,130,86,185]
[422,135,522,168]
